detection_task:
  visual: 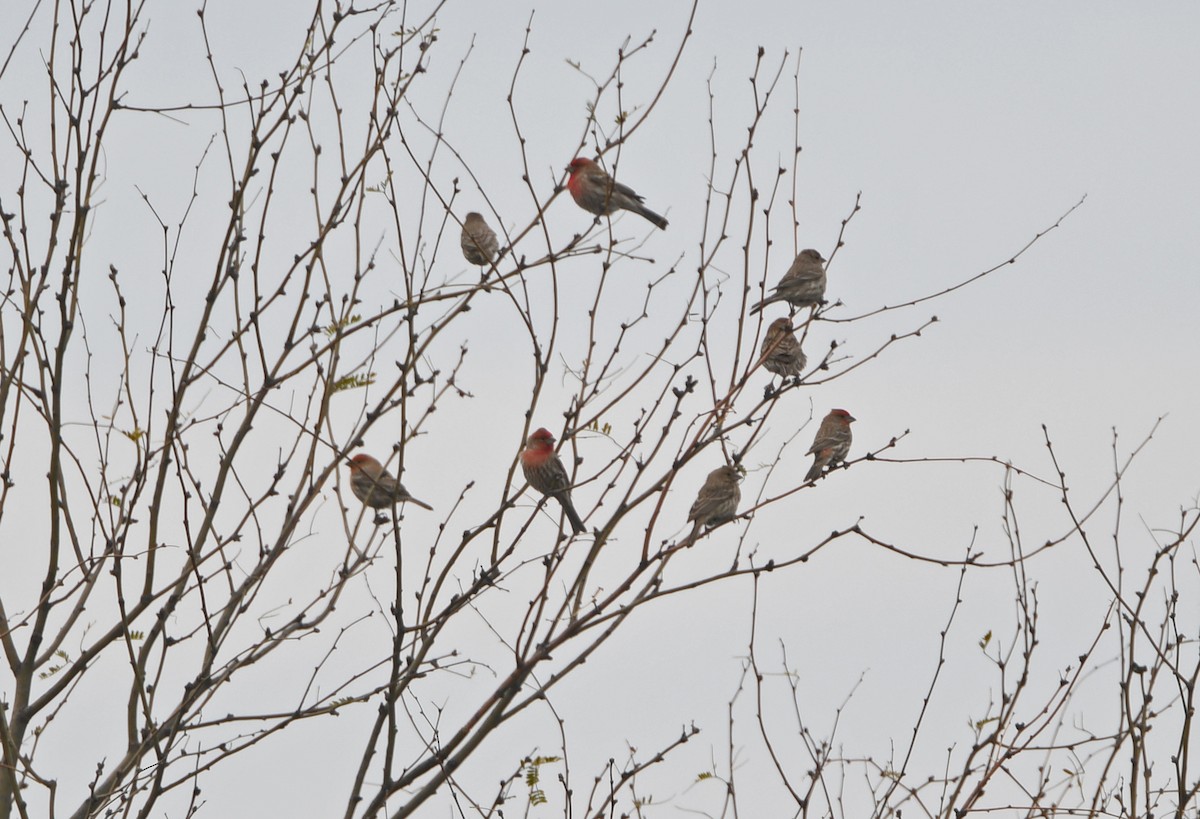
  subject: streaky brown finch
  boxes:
[758,317,807,380]
[346,453,433,511]
[804,409,856,482]
[565,157,668,230]
[460,211,499,266]
[685,464,742,545]
[520,427,586,534]
[751,249,827,315]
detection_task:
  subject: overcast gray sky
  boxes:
[2,1,1198,816]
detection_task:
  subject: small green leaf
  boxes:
[324,315,362,337]
[973,716,998,731]
[38,650,72,679]
[522,756,561,808]
[332,373,375,393]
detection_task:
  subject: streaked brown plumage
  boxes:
[565,157,668,230]
[346,453,433,511]
[759,317,807,379]
[750,249,827,314]
[685,464,742,544]
[519,427,586,534]
[460,211,499,266]
[804,409,856,482]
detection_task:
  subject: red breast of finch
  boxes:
[461,211,499,266]
[804,409,856,482]
[751,249,827,315]
[686,464,742,543]
[519,427,586,534]
[565,157,668,231]
[759,317,807,379]
[346,453,433,511]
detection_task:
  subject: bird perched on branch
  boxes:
[758,317,807,381]
[346,453,433,515]
[565,157,668,230]
[750,249,827,315]
[460,211,499,266]
[685,464,742,545]
[804,409,856,482]
[520,427,586,535]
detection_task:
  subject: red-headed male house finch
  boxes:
[685,464,742,545]
[460,212,499,266]
[750,249,827,315]
[520,428,586,534]
[346,453,433,511]
[804,409,856,482]
[565,157,668,231]
[758,317,807,380]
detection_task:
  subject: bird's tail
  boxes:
[634,204,668,231]
[559,494,586,535]
[803,458,825,483]
[681,519,703,548]
[749,297,770,315]
[407,496,434,511]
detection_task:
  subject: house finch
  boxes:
[750,249,827,315]
[758,317,807,380]
[520,427,586,534]
[565,157,668,231]
[685,464,742,545]
[804,409,856,482]
[460,211,499,266]
[346,453,433,511]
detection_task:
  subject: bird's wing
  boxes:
[543,457,573,494]
[583,167,611,188]
[807,424,835,456]
[610,178,645,203]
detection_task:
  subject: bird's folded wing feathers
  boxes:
[611,178,644,202]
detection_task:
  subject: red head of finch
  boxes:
[565,157,668,231]
[519,427,586,534]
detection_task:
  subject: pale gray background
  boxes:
[2,1,1197,816]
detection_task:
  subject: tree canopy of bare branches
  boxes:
[1,2,1197,819]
